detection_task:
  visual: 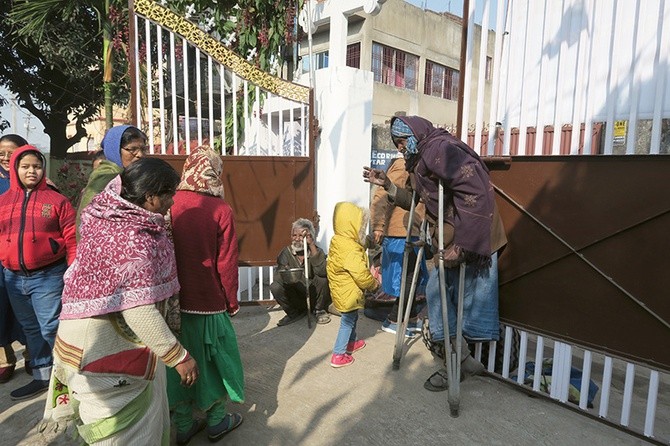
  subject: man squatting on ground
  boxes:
[270,218,332,326]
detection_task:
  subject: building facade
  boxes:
[300,0,495,130]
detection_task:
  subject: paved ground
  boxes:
[0,305,653,445]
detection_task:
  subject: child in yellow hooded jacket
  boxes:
[326,202,380,368]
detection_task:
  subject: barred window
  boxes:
[346,43,361,69]
[302,43,361,72]
[371,42,418,91]
[424,60,459,100]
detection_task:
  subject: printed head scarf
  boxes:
[177,145,224,198]
[390,118,419,158]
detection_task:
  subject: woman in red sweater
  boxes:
[167,146,244,444]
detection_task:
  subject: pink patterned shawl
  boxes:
[60,176,180,319]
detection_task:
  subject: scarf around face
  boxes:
[390,117,419,160]
[60,176,179,319]
[392,116,494,267]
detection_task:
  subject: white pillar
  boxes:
[314,66,374,249]
[328,9,348,67]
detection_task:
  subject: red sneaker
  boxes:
[346,339,366,354]
[330,353,354,368]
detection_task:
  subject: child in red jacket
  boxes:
[0,145,76,400]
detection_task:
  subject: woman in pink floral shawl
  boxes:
[49,158,199,445]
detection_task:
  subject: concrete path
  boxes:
[1,305,652,445]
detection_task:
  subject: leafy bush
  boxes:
[55,160,90,208]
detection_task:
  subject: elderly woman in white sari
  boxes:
[48,157,199,445]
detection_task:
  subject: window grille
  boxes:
[424,60,459,100]
[346,43,361,69]
[371,42,418,91]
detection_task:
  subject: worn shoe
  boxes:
[424,368,449,392]
[315,310,331,325]
[207,412,243,442]
[276,312,306,327]
[0,365,15,383]
[346,339,366,354]
[176,419,206,445]
[330,353,354,368]
[381,319,415,338]
[453,336,485,377]
[10,379,49,401]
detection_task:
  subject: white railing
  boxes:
[481,325,669,444]
[131,0,310,157]
[237,266,274,303]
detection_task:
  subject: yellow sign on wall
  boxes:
[613,120,627,144]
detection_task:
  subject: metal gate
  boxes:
[128,0,315,274]
[461,1,670,443]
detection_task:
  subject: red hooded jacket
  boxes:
[0,145,76,272]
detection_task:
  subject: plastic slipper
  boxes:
[207,412,243,442]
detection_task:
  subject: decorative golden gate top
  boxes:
[133,0,309,104]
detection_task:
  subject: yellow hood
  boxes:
[332,201,368,247]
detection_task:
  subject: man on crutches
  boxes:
[363,115,507,410]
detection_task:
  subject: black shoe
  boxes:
[10,379,49,401]
[277,312,306,327]
[0,365,15,383]
[176,419,206,446]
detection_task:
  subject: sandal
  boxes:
[316,310,331,325]
[424,369,449,392]
[207,412,243,442]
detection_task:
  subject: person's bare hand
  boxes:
[363,166,390,188]
[302,230,317,254]
[439,245,465,268]
[373,230,384,245]
[175,356,199,387]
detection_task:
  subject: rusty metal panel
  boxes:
[469,124,603,156]
[160,155,314,266]
[490,155,670,371]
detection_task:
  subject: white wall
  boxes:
[313,66,374,250]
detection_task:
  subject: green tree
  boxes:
[0,1,105,158]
